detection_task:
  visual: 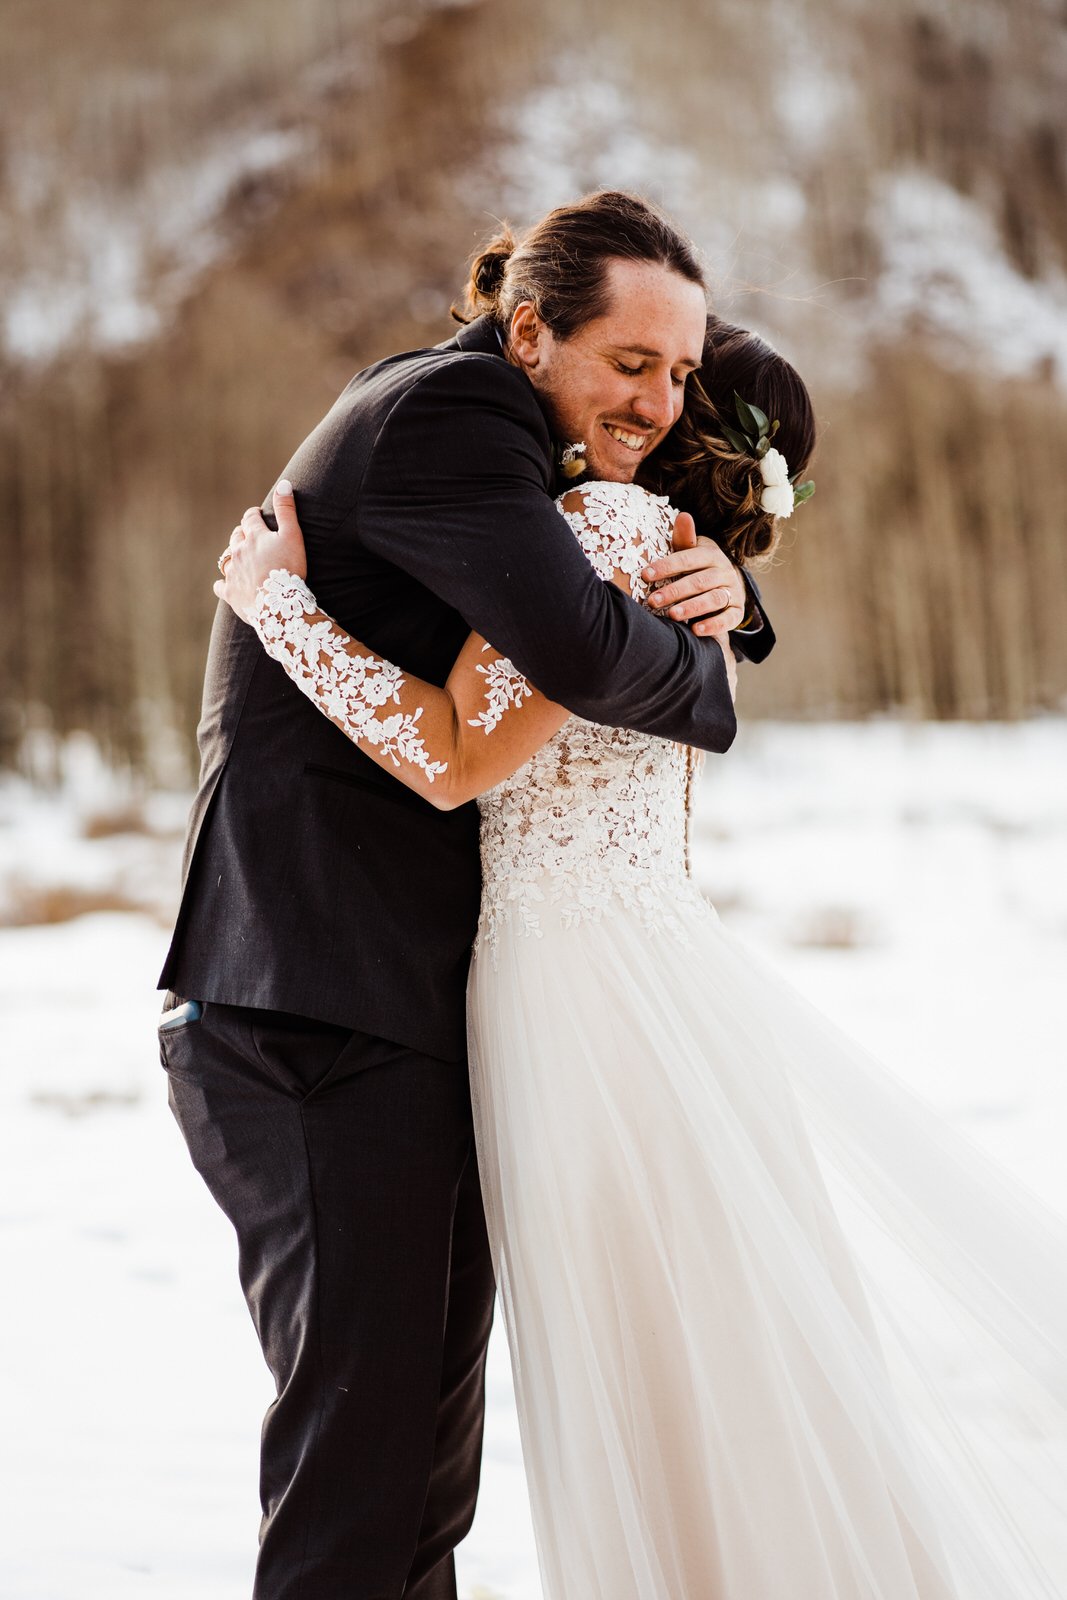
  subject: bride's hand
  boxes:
[213,480,308,624]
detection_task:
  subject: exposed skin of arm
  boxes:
[216,485,737,812]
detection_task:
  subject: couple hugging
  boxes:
[158,192,1067,1600]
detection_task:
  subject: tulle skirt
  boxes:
[467,891,1067,1600]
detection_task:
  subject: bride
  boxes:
[215,316,1067,1599]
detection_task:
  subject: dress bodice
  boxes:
[475,482,710,952]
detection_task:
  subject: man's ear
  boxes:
[508,301,543,373]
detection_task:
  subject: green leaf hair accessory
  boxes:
[558,440,587,479]
[723,391,815,520]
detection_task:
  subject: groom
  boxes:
[158,191,774,1599]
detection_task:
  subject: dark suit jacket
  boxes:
[160,317,774,1058]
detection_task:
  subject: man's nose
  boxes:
[634,369,678,431]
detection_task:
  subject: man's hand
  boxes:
[213,480,307,623]
[641,512,747,637]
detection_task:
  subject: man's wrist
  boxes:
[731,601,764,634]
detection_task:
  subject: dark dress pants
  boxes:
[158,997,496,1600]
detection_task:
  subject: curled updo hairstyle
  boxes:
[452,190,706,338]
[646,316,817,568]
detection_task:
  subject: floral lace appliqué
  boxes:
[251,569,448,781]
[474,482,712,961]
[468,645,533,734]
[557,478,674,599]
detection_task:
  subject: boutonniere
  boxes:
[557,440,587,479]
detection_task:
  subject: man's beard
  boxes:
[533,371,663,484]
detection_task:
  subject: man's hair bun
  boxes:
[472,235,514,296]
[454,228,517,321]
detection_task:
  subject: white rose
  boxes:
[760,482,795,519]
[758,447,791,487]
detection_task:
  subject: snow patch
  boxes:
[1,722,1065,1595]
[874,170,1067,385]
[771,5,855,158]
[485,75,703,228]
[3,127,310,364]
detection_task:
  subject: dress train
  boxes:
[468,894,1067,1599]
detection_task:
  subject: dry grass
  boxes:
[787,906,881,951]
[739,346,1067,719]
[80,804,151,839]
[29,1088,143,1118]
[0,881,148,927]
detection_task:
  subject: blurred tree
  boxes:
[1,0,1065,775]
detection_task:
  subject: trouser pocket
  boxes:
[159,996,204,1032]
[156,991,207,1075]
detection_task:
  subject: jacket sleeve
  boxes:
[732,567,776,665]
[359,354,738,754]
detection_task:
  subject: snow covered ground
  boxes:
[1,720,1064,1599]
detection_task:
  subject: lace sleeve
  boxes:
[467,644,534,734]
[250,569,448,781]
[246,568,569,810]
[241,483,688,811]
[555,480,677,601]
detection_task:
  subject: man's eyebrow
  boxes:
[614,344,702,369]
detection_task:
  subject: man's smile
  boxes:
[603,422,655,454]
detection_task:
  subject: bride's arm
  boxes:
[252,565,567,809]
[215,484,735,810]
[215,486,567,809]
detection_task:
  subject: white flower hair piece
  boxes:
[720,392,814,519]
[759,447,796,519]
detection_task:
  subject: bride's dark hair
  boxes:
[643,316,817,569]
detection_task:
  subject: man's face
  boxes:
[508,257,707,483]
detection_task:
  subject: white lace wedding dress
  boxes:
[250,482,1067,1600]
[463,487,1067,1600]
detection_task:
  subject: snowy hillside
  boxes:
[5,1,1066,391]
